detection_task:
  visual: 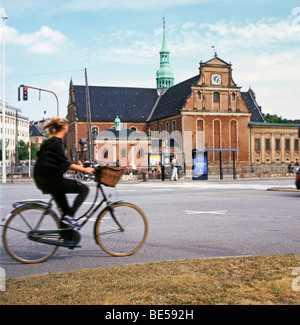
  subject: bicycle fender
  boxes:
[1,210,15,227]
[12,200,51,209]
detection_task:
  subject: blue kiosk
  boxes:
[193,149,240,180]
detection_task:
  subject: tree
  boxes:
[30,142,38,160]
[17,140,28,161]
[264,113,288,124]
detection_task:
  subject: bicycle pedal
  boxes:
[68,244,81,250]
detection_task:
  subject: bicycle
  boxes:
[1,166,148,264]
[75,171,95,182]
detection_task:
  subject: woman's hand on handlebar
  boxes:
[69,163,95,174]
[84,167,95,174]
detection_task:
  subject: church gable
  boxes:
[204,57,230,66]
[198,56,236,88]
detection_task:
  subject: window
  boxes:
[137,149,144,159]
[276,139,280,150]
[121,149,126,159]
[265,138,270,151]
[255,139,261,151]
[172,121,176,132]
[213,92,220,102]
[285,139,290,150]
[295,139,299,151]
[102,148,108,159]
[197,91,202,100]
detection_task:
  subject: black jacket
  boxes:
[34,136,71,190]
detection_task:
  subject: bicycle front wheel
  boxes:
[94,202,148,257]
[2,205,60,264]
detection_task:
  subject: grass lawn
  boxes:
[1,254,300,305]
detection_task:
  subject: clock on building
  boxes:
[211,73,222,85]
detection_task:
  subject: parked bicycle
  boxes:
[75,171,95,182]
[1,166,148,264]
[75,161,97,182]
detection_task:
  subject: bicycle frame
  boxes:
[75,182,115,228]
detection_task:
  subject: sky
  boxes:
[0,0,299,121]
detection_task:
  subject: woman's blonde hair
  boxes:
[43,117,69,135]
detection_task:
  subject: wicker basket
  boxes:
[95,166,125,187]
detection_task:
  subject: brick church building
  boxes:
[66,22,299,178]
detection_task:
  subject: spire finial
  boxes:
[211,45,217,58]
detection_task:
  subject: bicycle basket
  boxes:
[95,166,125,187]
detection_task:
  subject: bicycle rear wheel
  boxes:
[2,205,60,264]
[94,202,148,257]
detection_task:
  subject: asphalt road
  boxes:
[1,178,300,278]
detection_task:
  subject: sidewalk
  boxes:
[1,174,296,185]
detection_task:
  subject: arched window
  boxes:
[137,149,144,159]
[213,120,221,149]
[213,92,220,102]
[121,149,127,159]
[102,148,108,159]
[230,120,237,149]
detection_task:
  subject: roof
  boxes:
[241,90,265,123]
[72,75,264,124]
[250,122,299,127]
[97,128,148,139]
[29,124,43,137]
[73,85,158,122]
[149,75,200,121]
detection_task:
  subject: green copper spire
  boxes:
[156,16,174,94]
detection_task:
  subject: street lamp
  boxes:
[1,13,7,184]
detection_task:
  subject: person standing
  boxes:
[33,117,95,228]
[170,155,178,181]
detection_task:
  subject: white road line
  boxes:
[151,189,174,191]
[186,210,227,215]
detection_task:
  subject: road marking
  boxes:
[186,210,226,215]
[151,188,174,191]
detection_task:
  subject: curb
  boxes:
[267,187,300,192]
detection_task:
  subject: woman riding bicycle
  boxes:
[33,117,95,228]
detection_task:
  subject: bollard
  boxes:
[161,165,165,181]
[142,171,147,182]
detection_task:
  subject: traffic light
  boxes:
[23,87,28,100]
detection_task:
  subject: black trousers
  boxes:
[43,178,89,218]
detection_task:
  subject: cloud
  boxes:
[0,25,68,54]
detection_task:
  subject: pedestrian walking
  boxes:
[170,155,178,181]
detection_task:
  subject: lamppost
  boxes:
[1,13,7,184]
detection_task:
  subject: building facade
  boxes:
[0,101,30,163]
[66,24,299,177]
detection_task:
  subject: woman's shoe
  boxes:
[62,216,82,228]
